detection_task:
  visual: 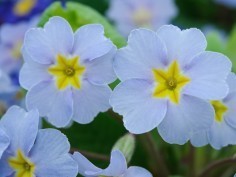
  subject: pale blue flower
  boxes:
[191,73,236,149]
[0,17,38,76]
[215,0,236,8]
[110,25,232,144]
[20,17,117,127]
[107,0,178,36]
[0,106,78,177]
[73,150,152,177]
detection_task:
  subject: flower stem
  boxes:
[139,132,169,177]
[197,156,236,177]
[187,144,196,177]
[70,148,110,162]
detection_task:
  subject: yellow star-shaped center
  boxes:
[13,0,37,16]
[8,150,35,177]
[152,60,190,104]
[211,100,228,122]
[48,54,86,90]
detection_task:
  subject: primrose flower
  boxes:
[0,106,78,177]
[215,0,236,8]
[20,16,116,127]
[191,73,236,149]
[73,150,152,177]
[0,17,38,76]
[107,0,177,37]
[110,25,232,144]
[0,0,53,24]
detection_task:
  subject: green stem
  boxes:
[139,133,169,177]
[187,144,196,177]
[197,156,236,177]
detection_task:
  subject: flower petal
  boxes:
[157,25,207,67]
[208,121,236,149]
[114,29,167,81]
[72,80,111,124]
[26,81,73,127]
[0,106,39,154]
[226,72,236,94]
[72,152,102,176]
[0,152,13,176]
[30,129,78,177]
[24,17,74,64]
[110,79,167,134]
[84,47,117,85]
[224,92,236,128]
[158,95,214,145]
[85,150,127,176]
[73,24,114,61]
[222,73,236,128]
[99,150,127,176]
[20,47,51,90]
[190,131,209,147]
[47,89,73,128]
[124,166,153,177]
[0,129,9,158]
[184,51,232,100]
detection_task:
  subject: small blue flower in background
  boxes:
[20,16,117,128]
[215,0,236,8]
[0,106,78,177]
[73,150,152,177]
[0,0,54,24]
[0,17,38,78]
[110,25,232,145]
[0,17,38,111]
[191,73,236,149]
[107,0,178,37]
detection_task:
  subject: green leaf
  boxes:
[38,2,126,48]
[206,31,226,54]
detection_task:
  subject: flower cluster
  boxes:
[1,12,236,176]
[19,16,235,148]
[0,106,151,177]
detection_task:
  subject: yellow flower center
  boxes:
[48,54,86,90]
[11,41,22,59]
[132,7,152,27]
[211,100,228,122]
[152,60,190,104]
[8,150,35,177]
[13,0,37,16]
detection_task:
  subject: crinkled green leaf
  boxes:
[38,2,126,48]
